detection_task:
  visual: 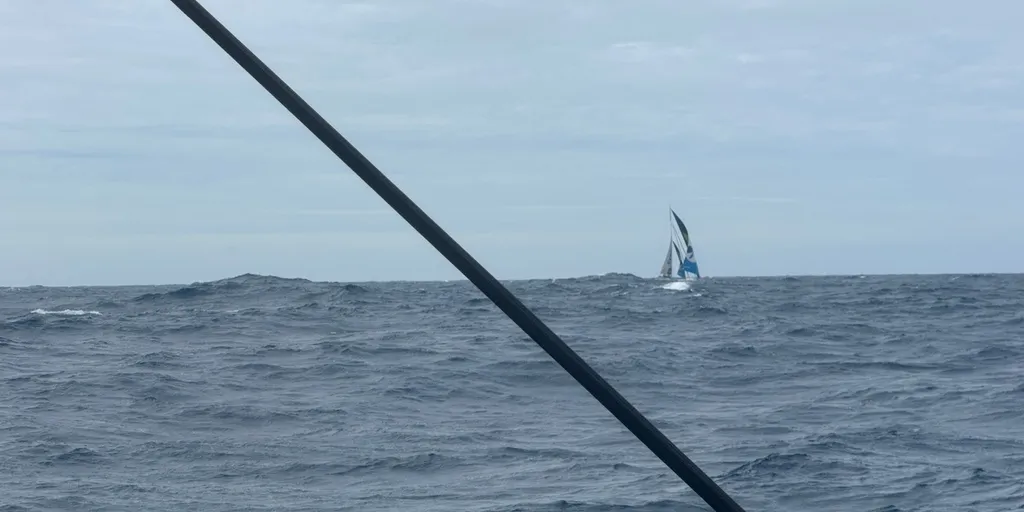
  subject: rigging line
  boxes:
[165,1,747,510]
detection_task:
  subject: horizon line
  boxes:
[4,270,1021,289]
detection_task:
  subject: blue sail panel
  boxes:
[678,244,700,279]
[681,258,700,278]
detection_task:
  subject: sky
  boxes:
[1,0,1022,286]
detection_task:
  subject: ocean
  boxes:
[1,272,1022,511]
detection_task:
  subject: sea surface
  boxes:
[1,273,1022,511]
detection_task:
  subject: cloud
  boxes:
[604,41,696,64]
[290,209,395,217]
[691,196,799,204]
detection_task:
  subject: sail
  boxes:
[675,243,686,279]
[659,242,673,277]
[667,208,700,280]
[681,244,700,278]
[671,210,691,248]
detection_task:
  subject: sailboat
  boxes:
[658,208,701,280]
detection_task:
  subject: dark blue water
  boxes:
[2,273,1022,511]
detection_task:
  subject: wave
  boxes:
[31,309,102,316]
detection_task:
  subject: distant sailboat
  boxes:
[658,208,701,280]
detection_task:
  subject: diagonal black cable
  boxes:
[165,1,747,510]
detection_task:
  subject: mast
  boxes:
[659,206,674,277]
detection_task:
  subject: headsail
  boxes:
[658,207,701,280]
[681,244,700,279]
[671,211,691,248]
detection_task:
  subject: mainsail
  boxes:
[659,207,701,280]
[659,241,673,277]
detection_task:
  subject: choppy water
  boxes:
[2,273,1023,511]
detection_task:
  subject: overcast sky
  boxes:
[1,0,1022,285]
